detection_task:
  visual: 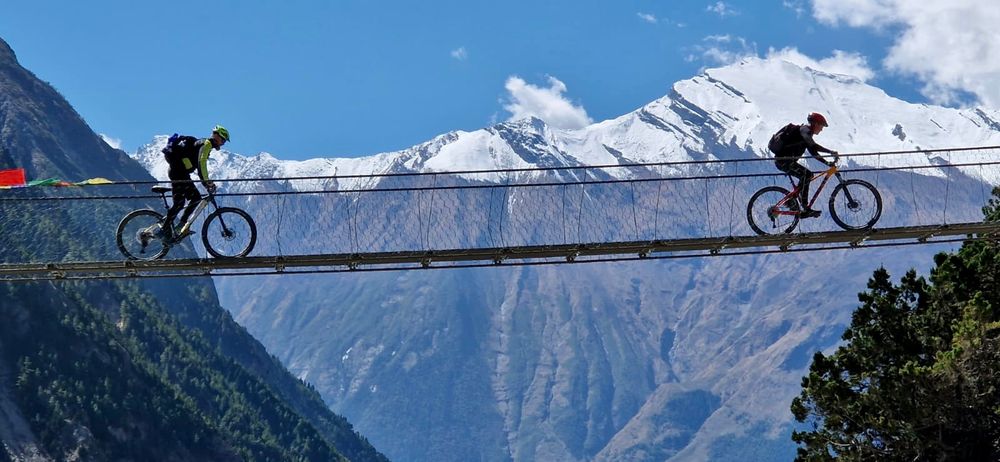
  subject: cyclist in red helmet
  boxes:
[767,112,840,218]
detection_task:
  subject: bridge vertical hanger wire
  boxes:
[653,166,663,240]
[875,152,882,190]
[910,168,922,226]
[350,189,360,253]
[943,152,952,225]
[416,176,426,251]
[576,169,588,244]
[500,170,511,248]
[561,185,568,245]
[487,185,497,248]
[727,161,739,237]
[630,180,640,241]
[426,174,439,251]
[979,160,987,212]
[704,178,712,238]
[276,194,285,257]
[344,188,361,253]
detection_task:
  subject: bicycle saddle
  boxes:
[151,185,171,194]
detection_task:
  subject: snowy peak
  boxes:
[132,57,1000,187]
[675,57,1000,155]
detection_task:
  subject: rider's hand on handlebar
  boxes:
[829,151,840,166]
[205,181,217,194]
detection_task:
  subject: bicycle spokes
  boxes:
[203,207,257,258]
[116,210,169,260]
[829,179,882,230]
[747,186,800,235]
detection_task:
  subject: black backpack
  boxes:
[162,133,199,162]
[768,123,802,156]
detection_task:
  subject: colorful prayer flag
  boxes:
[0,168,26,187]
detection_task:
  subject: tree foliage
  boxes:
[791,187,1000,460]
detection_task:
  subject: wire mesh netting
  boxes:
[0,148,997,267]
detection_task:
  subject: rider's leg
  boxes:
[178,188,203,226]
[776,160,808,210]
[163,168,191,235]
[784,162,812,209]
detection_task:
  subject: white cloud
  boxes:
[782,0,806,17]
[450,47,468,61]
[767,47,875,81]
[637,12,658,24]
[502,76,593,129]
[811,0,897,28]
[688,35,757,66]
[706,1,739,17]
[810,0,1000,107]
[99,133,123,150]
[687,37,875,82]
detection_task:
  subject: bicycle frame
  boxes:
[176,197,213,236]
[152,191,218,241]
[771,164,841,216]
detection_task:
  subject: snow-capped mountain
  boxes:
[133,57,1000,462]
[134,57,1000,187]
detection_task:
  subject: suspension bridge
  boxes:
[1,146,998,281]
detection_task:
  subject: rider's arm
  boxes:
[197,141,213,183]
[801,127,838,164]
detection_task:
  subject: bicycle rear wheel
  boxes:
[202,207,257,258]
[747,186,800,235]
[116,209,169,260]
[829,179,882,230]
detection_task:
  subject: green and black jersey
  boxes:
[167,138,215,181]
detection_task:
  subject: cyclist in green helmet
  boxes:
[159,125,230,240]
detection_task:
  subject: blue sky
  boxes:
[1,1,994,160]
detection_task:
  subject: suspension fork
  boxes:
[833,172,858,204]
[206,195,234,235]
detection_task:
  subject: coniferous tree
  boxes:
[791,187,1000,461]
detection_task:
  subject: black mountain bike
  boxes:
[116,185,257,260]
[747,162,883,235]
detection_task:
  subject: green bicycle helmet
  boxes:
[213,125,231,142]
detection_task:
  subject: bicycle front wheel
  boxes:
[202,207,257,258]
[829,179,882,230]
[116,209,169,260]
[747,186,800,235]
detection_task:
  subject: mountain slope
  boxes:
[134,58,999,461]
[0,36,385,461]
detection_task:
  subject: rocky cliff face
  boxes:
[133,57,999,461]
[0,36,385,462]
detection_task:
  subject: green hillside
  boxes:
[0,36,386,461]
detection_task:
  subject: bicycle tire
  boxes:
[116,209,170,260]
[747,186,800,235]
[829,179,882,230]
[202,207,257,258]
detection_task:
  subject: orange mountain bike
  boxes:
[746,162,882,235]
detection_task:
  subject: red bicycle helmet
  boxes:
[807,112,828,127]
